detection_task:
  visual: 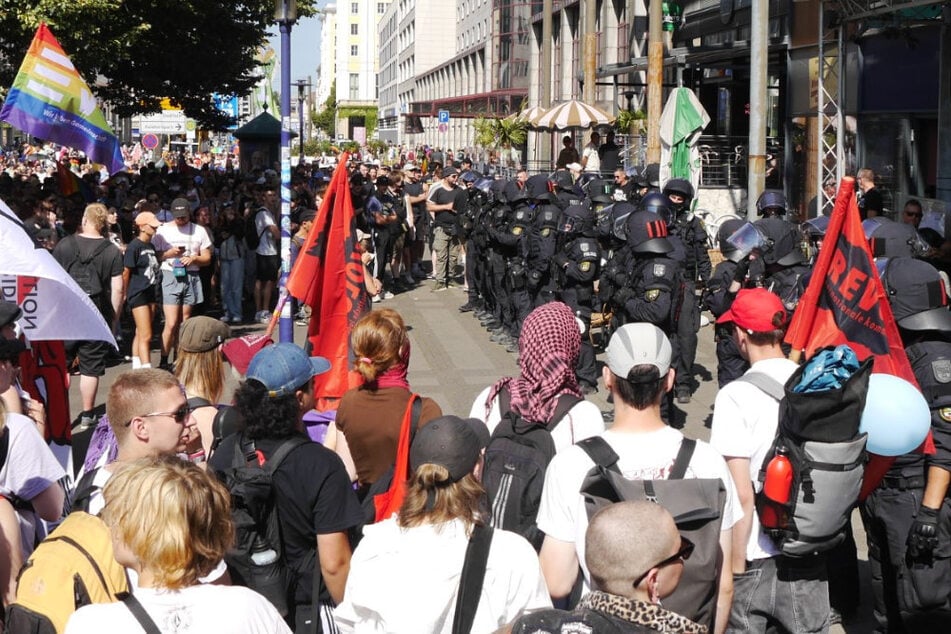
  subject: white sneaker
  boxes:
[219,313,231,322]
[381,291,394,300]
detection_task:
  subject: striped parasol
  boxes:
[518,105,549,124]
[531,100,614,130]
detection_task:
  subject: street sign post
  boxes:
[141,134,159,150]
[438,110,450,124]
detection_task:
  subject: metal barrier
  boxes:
[697,136,783,188]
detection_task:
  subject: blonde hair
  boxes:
[101,456,234,590]
[107,369,181,441]
[351,308,408,383]
[83,203,109,233]
[397,463,484,532]
[175,348,225,403]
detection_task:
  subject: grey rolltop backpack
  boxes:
[577,436,726,631]
[739,354,872,558]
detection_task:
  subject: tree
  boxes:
[0,0,317,130]
[312,81,336,138]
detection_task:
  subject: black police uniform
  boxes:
[528,203,562,306]
[668,213,710,400]
[704,259,749,387]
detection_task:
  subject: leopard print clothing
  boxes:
[579,591,709,634]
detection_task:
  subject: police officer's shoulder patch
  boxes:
[653,263,666,277]
[645,289,661,301]
[933,359,951,383]
[579,241,590,251]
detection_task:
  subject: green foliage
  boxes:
[365,139,388,156]
[312,80,336,138]
[337,106,377,139]
[0,0,317,130]
[616,109,647,135]
[473,116,528,150]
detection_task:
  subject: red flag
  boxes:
[286,153,369,409]
[785,177,932,497]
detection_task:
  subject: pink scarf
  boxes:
[371,339,411,390]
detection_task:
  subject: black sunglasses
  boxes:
[633,536,694,587]
[124,403,191,427]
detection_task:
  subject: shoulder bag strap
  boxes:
[264,435,310,475]
[0,425,9,472]
[120,592,163,634]
[577,436,621,473]
[547,393,583,432]
[668,437,696,480]
[451,524,494,634]
[736,372,785,402]
[408,394,422,444]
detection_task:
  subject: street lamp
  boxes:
[293,79,312,164]
[274,0,297,343]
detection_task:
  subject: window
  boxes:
[351,24,359,35]
[350,74,360,100]
[351,45,359,56]
[351,2,359,12]
[378,2,385,13]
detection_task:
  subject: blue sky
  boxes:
[266,14,324,85]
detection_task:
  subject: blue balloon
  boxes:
[860,374,931,456]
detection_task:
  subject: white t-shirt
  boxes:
[0,413,67,558]
[65,584,291,634]
[536,426,743,588]
[254,208,278,256]
[334,517,551,633]
[152,222,212,272]
[709,357,798,561]
[469,386,605,453]
[581,143,600,173]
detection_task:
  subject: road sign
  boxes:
[139,110,188,134]
[438,110,450,124]
[438,123,448,134]
[141,134,159,150]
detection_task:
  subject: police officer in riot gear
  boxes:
[662,178,710,403]
[553,200,601,392]
[862,257,951,632]
[526,174,562,306]
[459,176,492,313]
[704,218,751,388]
[486,182,533,352]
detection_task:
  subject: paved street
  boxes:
[68,283,873,631]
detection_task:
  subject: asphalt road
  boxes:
[67,282,873,632]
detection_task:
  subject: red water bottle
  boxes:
[764,447,793,503]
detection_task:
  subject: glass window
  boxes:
[351,45,359,56]
[378,2,385,13]
[351,2,359,12]
[351,23,359,35]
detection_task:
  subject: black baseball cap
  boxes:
[410,415,490,482]
[0,302,22,330]
[882,257,951,332]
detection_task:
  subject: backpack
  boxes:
[245,209,268,251]
[482,389,581,550]
[63,236,112,299]
[738,356,872,558]
[6,512,130,634]
[219,433,309,618]
[577,436,725,631]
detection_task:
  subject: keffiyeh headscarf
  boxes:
[486,302,583,424]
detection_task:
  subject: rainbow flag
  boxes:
[0,24,124,174]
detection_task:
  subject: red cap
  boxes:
[716,288,787,332]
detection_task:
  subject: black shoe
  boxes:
[505,341,520,353]
[479,314,498,325]
[490,330,509,343]
[474,309,489,319]
[483,319,502,330]
[459,302,477,313]
[676,387,691,404]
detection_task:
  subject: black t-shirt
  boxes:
[859,187,883,219]
[429,184,460,229]
[209,432,363,604]
[52,234,123,318]
[123,238,160,299]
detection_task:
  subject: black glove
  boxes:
[613,287,634,307]
[552,252,569,269]
[732,258,750,286]
[907,505,940,561]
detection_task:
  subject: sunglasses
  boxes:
[904,211,923,218]
[633,536,694,587]
[124,403,191,427]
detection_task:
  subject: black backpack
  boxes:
[245,209,267,251]
[63,236,112,299]
[578,436,725,631]
[219,434,308,618]
[739,355,872,558]
[482,388,581,550]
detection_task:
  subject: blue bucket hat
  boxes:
[246,343,331,398]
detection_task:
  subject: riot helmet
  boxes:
[754,217,805,266]
[756,189,787,217]
[625,210,674,254]
[662,178,694,214]
[865,217,930,259]
[504,180,529,207]
[717,218,747,263]
[639,191,672,223]
[880,257,951,331]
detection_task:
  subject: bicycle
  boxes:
[696,209,743,249]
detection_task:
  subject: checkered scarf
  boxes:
[487,301,583,425]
